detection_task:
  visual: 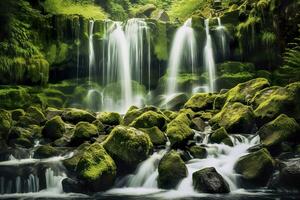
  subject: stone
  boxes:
[189,145,207,159]
[70,122,98,146]
[61,108,96,124]
[140,126,167,146]
[210,127,233,146]
[97,112,121,126]
[129,110,168,130]
[33,145,60,159]
[184,93,216,112]
[42,116,66,141]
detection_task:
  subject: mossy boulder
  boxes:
[210,102,255,134]
[62,108,96,124]
[122,106,160,126]
[103,126,153,170]
[258,114,300,153]
[0,109,12,137]
[18,106,46,127]
[97,112,121,126]
[129,111,168,130]
[70,122,98,146]
[184,93,216,112]
[7,126,34,148]
[215,72,255,90]
[191,117,206,132]
[160,93,189,111]
[134,4,156,17]
[189,145,207,159]
[210,127,233,146]
[0,87,31,109]
[42,116,66,141]
[140,126,167,146]
[234,148,274,185]
[254,82,300,123]
[158,150,187,189]
[33,145,60,159]
[63,142,90,172]
[166,113,194,147]
[76,143,116,192]
[193,167,230,193]
[250,86,281,109]
[10,109,25,121]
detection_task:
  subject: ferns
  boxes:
[261,31,277,47]
[283,38,300,68]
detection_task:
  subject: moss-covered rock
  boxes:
[158,150,187,189]
[0,109,12,137]
[62,108,96,124]
[216,72,256,90]
[10,109,25,121]
[140,126,167,146]
[0,87,31,109]
[258,114,300,153]
[42,116,66,141]
[193,167,230,193]
[122,106,160,126]
[33,145,60,159]
[166,113,194,147]
[210,127,233,146]
[97,112,121,126]
[250,86,281,109]
[254,82,300,123]
[189,145,207,159]
[191,117,206,132]
[184,93,216,112]
[210,102,255,134]
[71,122,98,146]
[103,125,152,170]
[63,142,90,172]
[129,111,168,130]
[7,126,34,148]
[76,143,116,192]
[234,148,274,185]
[160,93,189,111]
[18,106,46,127]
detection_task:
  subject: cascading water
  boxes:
[88,20,95,86]
[76,20,80,85]
[204,19,217,92]
[125,18,151,90]
[216,17,228,59]
[166,18,197,96]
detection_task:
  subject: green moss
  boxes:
[189,145,207,159]
[10,109,25,121]
[103,125,153,168]
[154,21,168,60]
[33,145,60,159]
[210,102,255,134]
[158,150,187,189]
[123,106,161,126]
[261,31,276,47]
[0,87,31,109]
[250,86,281,109]
[184,93,216,112]
[129,111,168,130]
[0,109,12,137]
[42,116,66,140]
[210,127,233,146]
[140,126,167,146]
[71,122,98,146]
[62,108,96,124]
[216,72,256,90]
[63,142,90,172]
[234,148,274,184]
[97,112,121,126]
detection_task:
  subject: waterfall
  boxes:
[125,18,151,90]
[88,20,95,86]
[105,22,133,113]
[216,17,227,59]
[204,19,216,92]
[76,20,80,84]
[166,18,197,96]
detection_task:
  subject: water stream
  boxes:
[216,17,227,59]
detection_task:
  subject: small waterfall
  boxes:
[76,21,80,84]
[125,19,151,90]
[105,22,133,113]
[216,17,228,59]
[166,18,197,96]
[204,19,216,92]
[88,20,95,86]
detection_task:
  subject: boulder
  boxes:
[184,93,216,112]
[97,112,121,126]
[189,145,207,159]
[10,109,25,121]
[103,126,152,170]
[151,9,170,22]
[250,86,281,109]
[123,106,160,126]
[76,143,116,192]
[258,114,299,154]
[140,126,167,146]
[0,87,31,109]
[191,117,206,132]
[234,148,274,185]
[135,4,156,17]
[0,109,12,137]
[192,167,230,193]
[129,111,168,130]
[45,107,64,120]
[70,122,98,146]
[33,145,60,159]
[7,126,34,148]
[210,127,233,146]
[63,142,90,172]
[160,93,188,111]
[158,150,187,189]
[42,116,66,141]
[17,106,46,127]
[210,102,255,134]
[61,108,96,124]
[166,113,194,147]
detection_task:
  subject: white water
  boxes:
[125,18,151,90]
[88,20,95,86]
[217,17,227,59]
[166,18,197,96]
[204,19,217,92]
[76,20,80,84]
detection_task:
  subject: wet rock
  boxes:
[103,126,152,171]
[258,114,300,155]
[234,148,274,185]
[191,117,206,132]
[184,93,216,112]
[45,107,63,120]
[97,112,121,126]
[123,106,160,125]
[42,116,66,141]
[193,167,230,193]
[7,126,34,148]
[158,150,187,189]
[210,127,233,146]
[250,86,281,109]
[210,102,255,134]
[62,178,85,193]
[33,145,61,159]
[189,145,207,159]
[0,109,12,137]
[129,110,168,130]
[160,93,188,111]
[0,87,31,109]
[70,122,98,146]
[151,9,170,22]
[140,126,167,146]
[61,108,96,124]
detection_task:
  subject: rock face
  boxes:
[129,110,168,130]
[76,143,116,192]
[234,148,274,185]
[62,108,96,124]
[258,114,299,154]
[70,122,98,146]
[97,112,121,126]
[42,116,66,141]
[192,167,230,193]
[210,102,255,134]
[103,126,152,170]
[184,93,216,112]
[158,150,187,189]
